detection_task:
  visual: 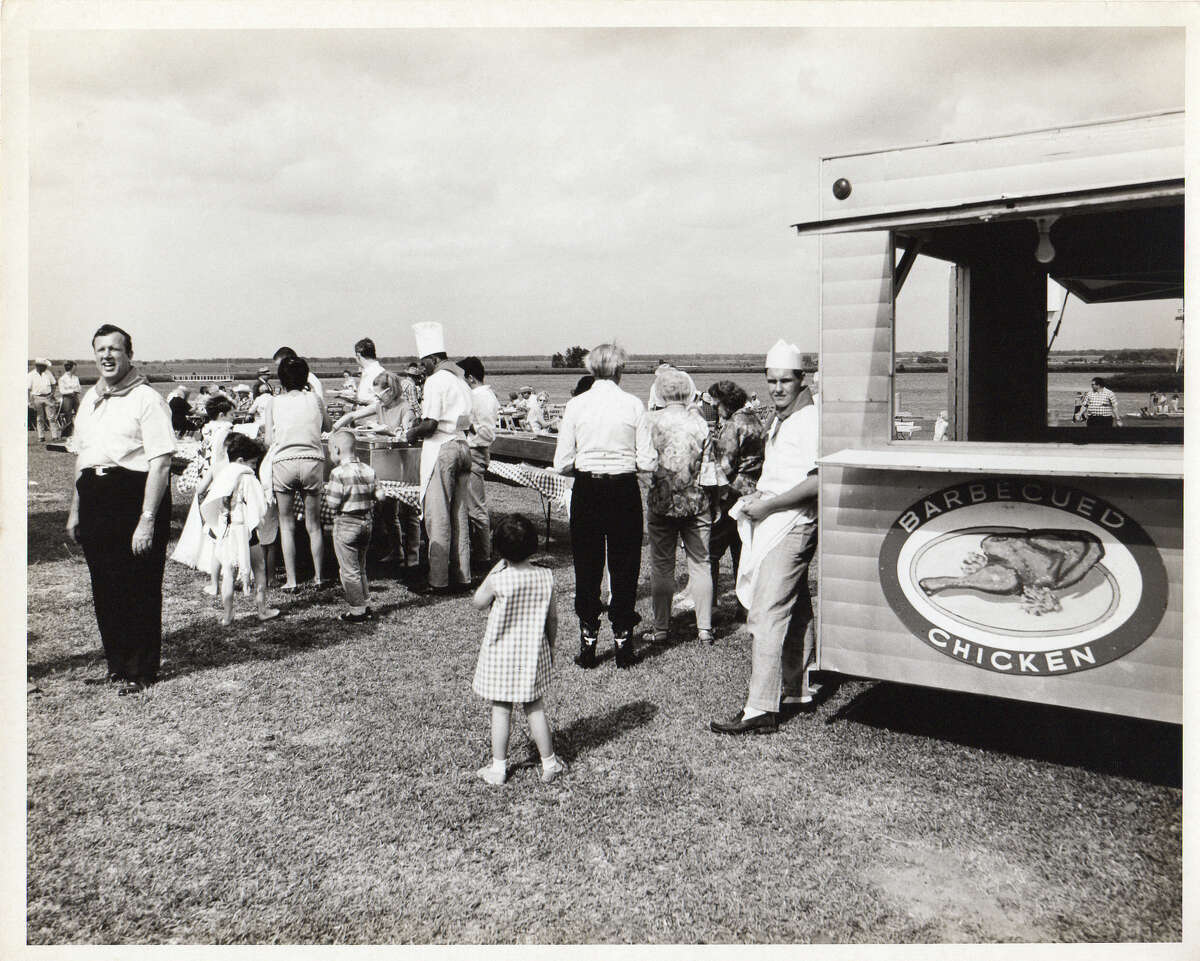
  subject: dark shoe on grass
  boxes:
[710,710,778,735]
[84,673,122,686]
[339,610,372,623]
[613,630,635,669]
[117,679,153,697]
[575,627,599,669]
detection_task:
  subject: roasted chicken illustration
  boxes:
[919,529,1105,598]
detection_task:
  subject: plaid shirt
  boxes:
[1082,387,1118,417]
[325,460,377,515]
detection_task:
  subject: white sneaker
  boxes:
[476,765,506,785]
[541,758,569,784]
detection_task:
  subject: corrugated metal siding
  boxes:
[816,466,1183,723]
[818,112,1183,225]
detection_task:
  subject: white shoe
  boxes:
[477,765,506,785]
[541,759,569,784]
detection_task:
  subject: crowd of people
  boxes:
[58,322,820,782]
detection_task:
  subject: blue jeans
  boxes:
[333,513,372,610]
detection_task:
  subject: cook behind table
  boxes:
[67,324,175,696]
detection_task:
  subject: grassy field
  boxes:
[25,435,1181,944]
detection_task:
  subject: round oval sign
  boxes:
[878,477,1168,676]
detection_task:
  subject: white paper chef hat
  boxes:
[412,321,446,358]
[764,339,804,370]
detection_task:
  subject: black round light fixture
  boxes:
[832,178,852,200]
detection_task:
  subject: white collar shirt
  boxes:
[73,383,176,472]
[422,366,473,441]
[355,359,384,405]
[58,372,81,396]
[553,378,656,475]
[469,384,501,448]
[27,369,56,395]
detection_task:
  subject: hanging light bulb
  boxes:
[1034,216,1059,264]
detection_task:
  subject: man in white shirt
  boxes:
[553,343,656,668]
[711,340,819,735]
[57,360,82,437]
[27,358,58,442]
[352,338,385,408]
[407,322,475,594]
[66,325,175,696]
[457,356,501,572]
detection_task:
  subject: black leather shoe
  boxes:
[613,630,635,669]
[117,680,150,697]
[575,627,599,669]
[84,673,122,686]
[710,710,778,735]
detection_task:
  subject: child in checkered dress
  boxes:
[471,514,565,785]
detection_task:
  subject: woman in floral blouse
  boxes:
[643,368,716,644]
[707,380,766,617]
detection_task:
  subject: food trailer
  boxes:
[792,111,1183,724]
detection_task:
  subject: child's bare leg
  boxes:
[525,698,566,782]
[251,544,280,621]
[219,564,235,626]
[478,701,512,785]
[203,536,219,595]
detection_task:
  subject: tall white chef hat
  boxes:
[412,321,446,358]
[764,339,804,370]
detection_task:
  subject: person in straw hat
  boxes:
[407,321,475,594]
[27,357,59,443]
[710,339,819,735]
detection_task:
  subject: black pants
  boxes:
[76,468,170,682]
[1086,415,1114,429]
[569,473,643,634]
[709,507,742,593]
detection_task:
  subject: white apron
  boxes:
[730,497,804,609]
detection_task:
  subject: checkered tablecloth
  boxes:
[485,460,572,514]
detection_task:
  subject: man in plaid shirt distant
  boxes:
[1080,377,1122,430]
[326,430,381,622]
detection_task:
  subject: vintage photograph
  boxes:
[12,3,1188,951]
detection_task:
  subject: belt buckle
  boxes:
[93,466,110,477]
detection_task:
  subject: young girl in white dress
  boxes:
[172,394,238,593]
[471,514,566,785]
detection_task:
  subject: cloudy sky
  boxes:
[26,23,1184,361]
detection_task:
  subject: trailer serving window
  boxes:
[892,197,1183,446]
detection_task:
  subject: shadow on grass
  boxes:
[554,699,659,762]
[828,681,1181,787]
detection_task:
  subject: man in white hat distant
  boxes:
[710,339,820,735]
[27,358,59,443]
[406,321,475,594]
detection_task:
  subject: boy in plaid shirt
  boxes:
[326,430,382,622]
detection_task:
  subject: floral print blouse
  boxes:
[644,404,712,518]
[713,406,766,505]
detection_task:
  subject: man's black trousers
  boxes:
[568,472,643,634]
[76,467,171,682]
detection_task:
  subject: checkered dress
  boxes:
[472,564,555,702]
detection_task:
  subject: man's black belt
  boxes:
[575,471,635,481]
[81,466,139,478]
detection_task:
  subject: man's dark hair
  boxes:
[457,356,486,382]
[278,356,311,392]
[92,324,133,354]
[493,514,538,563]
[205,395,235,420]
[708,379,748,413]
[63,361,76,371]
[354,338,377,359]
[1092,377,1107,389]
[273,346,297,363]
[224,431,264,466]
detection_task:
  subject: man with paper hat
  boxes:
[711,338,820,735]
[406,321,475,594]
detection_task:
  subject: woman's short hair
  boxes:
[708,379,748,413]
[205,395,235,420]
[278,355,310,392]
[655,368,694,405]
[585,343,626,380]
[372,369,404,399]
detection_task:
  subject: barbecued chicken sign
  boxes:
[878,478,1168,676]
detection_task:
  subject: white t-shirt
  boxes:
[58,372,81,397]
[757,399,819,523]
[469,384,501,448]
[356,359,384,406]
[421,367,473,442]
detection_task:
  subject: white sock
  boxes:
[742,706,766,719]
[541,754,560,771]
[490,758,506,774]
